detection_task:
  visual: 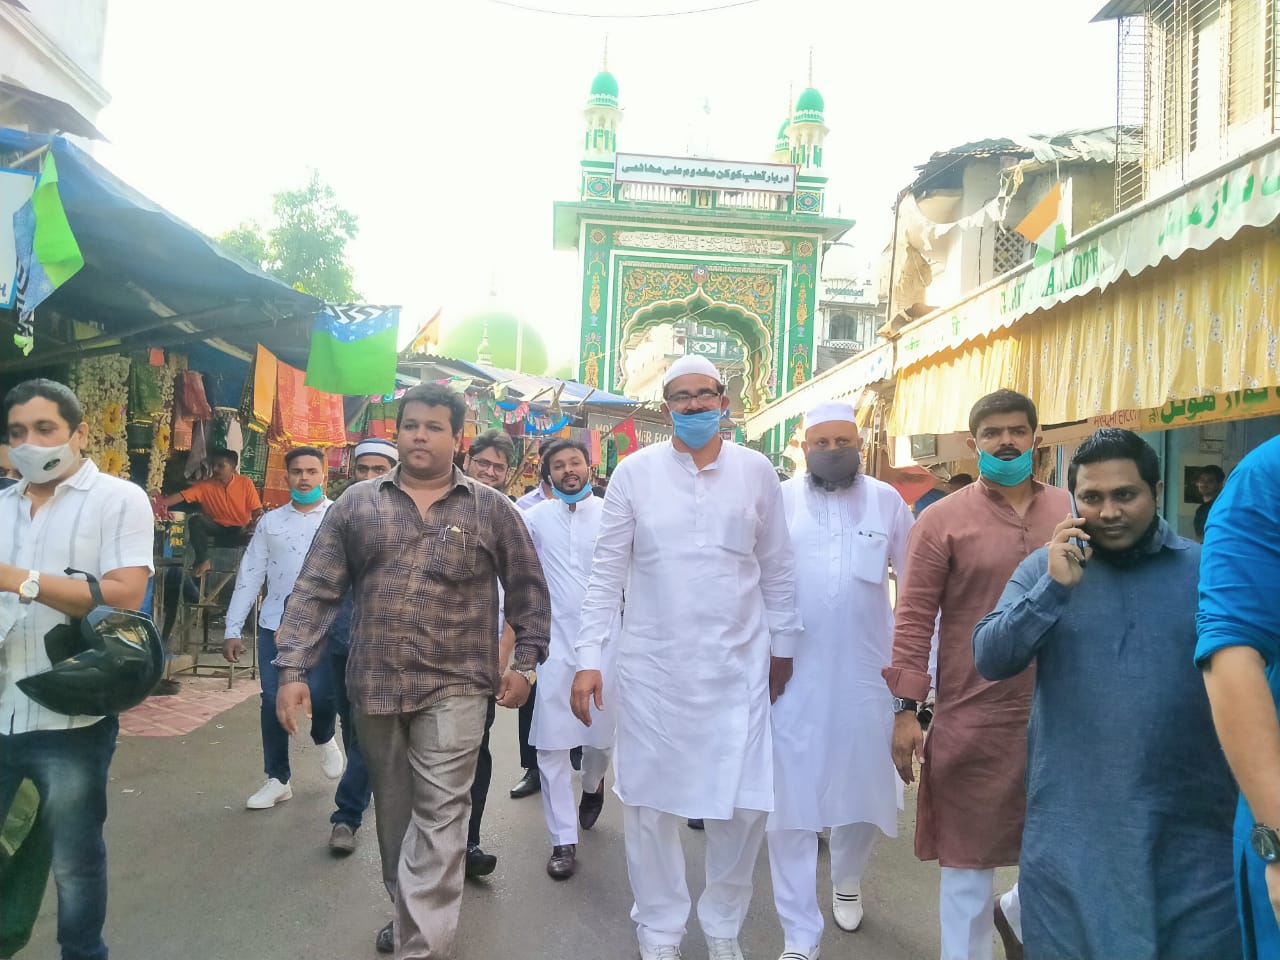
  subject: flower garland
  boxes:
[70,355,132,478]
[146,354,183,493]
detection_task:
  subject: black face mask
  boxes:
[806,447,862,487]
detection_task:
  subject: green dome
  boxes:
[438,311,550,375]
[588,70,619,108]
[793,86,825,123]
[774,117,791,152]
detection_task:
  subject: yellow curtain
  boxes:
[888,226,1280,437]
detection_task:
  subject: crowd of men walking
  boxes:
[4,359,1280,960]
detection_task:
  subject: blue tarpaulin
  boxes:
[0,128,319,372]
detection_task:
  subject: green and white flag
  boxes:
[305,304,400,396]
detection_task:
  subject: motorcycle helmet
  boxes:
[16,568,165,716]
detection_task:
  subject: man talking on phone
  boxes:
[974,429,1237,960]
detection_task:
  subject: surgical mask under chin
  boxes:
[8,441,76,484]
[977,448,1034,486]
[552,482,592,504]
[290,485,324,505]
[670,408,723,449]
[806,446,862,484]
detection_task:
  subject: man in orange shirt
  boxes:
[159,447,263,576]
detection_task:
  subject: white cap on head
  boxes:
[662,354,723,388]
[354,438,399,463]
[804,400,858,430]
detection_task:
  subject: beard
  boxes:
[1088,515,1161,568]
[807,469,860,492]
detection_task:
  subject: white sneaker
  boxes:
[638,945,682,960]
[316,737,345,780]
[832,884,864,931]
[246,778,292,809]
[705,937,744,960]
[779,948,821,960]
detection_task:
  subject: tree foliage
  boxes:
[218,170,360,302]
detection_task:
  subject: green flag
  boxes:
[305,304,400,396]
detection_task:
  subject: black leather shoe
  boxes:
[466,843,497,877]
[375,920,393,954]
[995,902,1024,960]
[579,783,605,830]
[687,818,705,830]
[510,768,541,798]
[546,843,577,879]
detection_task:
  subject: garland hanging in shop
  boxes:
[69,354,131,478]
[146,355,182,494]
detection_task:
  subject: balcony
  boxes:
[616,181,793,214]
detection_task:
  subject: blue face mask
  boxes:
[291,485,324,505]
[552,483,592,504]
[977,448,1034,486]
[670,408,723,449]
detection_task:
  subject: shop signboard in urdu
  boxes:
[1087,387,1280,433]
[896,139,1280,372]
[0,167,37,309]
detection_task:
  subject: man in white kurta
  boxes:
[572,355,803,960]
[768,402,913,960]
[525,439,615,881]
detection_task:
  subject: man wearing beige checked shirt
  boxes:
[274,383,551,960]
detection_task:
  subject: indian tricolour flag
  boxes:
[305,304,400,396]
[1015,179,1072,267]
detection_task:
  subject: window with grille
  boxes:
[828,313,856,341]
[992,226,1031,277]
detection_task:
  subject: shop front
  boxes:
[882,135,1280,519]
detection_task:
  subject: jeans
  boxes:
[467,698,497,847]
[186,512,243,565]
[329,651,372,830]
[0,717,118,960]
[258,627,337,783]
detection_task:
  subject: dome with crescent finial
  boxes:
[774,117,791,153]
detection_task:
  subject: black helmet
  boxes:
[16,569,164,716]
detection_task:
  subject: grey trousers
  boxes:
[357,695,489,960]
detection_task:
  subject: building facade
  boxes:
[552,58,853,454]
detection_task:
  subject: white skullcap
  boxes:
[354,438,399,463]
[662,354,723,387]
[804,400,858,430]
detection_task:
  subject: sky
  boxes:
[94,0,1119,372]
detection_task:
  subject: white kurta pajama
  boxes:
[525,494,616,847]
[576,440,803,950]
[768,475,913,948]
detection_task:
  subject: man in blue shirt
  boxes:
[1197,434,1280,960]
[976,428,1238,959]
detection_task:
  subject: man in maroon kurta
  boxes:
[883,390,1069,960]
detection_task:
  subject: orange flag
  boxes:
[611,417,639,459]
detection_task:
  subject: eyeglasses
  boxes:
[469,456,509,475]
[666,388,722,409]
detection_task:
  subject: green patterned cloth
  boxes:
[127,353,164,419]
[0,779,48,958]
[239,427,267,485]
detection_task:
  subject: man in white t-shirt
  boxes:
[0,378,154,960]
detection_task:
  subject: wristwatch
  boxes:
[1251,823,1280,863]
[511,667,536,685]
[17,570,40,605]
[891,696,918,715]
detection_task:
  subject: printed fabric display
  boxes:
[270,361,347,448]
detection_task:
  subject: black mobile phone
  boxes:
[1069,493,1088,567]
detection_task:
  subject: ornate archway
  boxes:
[621,289,773,410]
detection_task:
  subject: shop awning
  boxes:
[0,128,321,372]
[742,340,893,439]
[893,134,1280,375]
[887,224,1280,437]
